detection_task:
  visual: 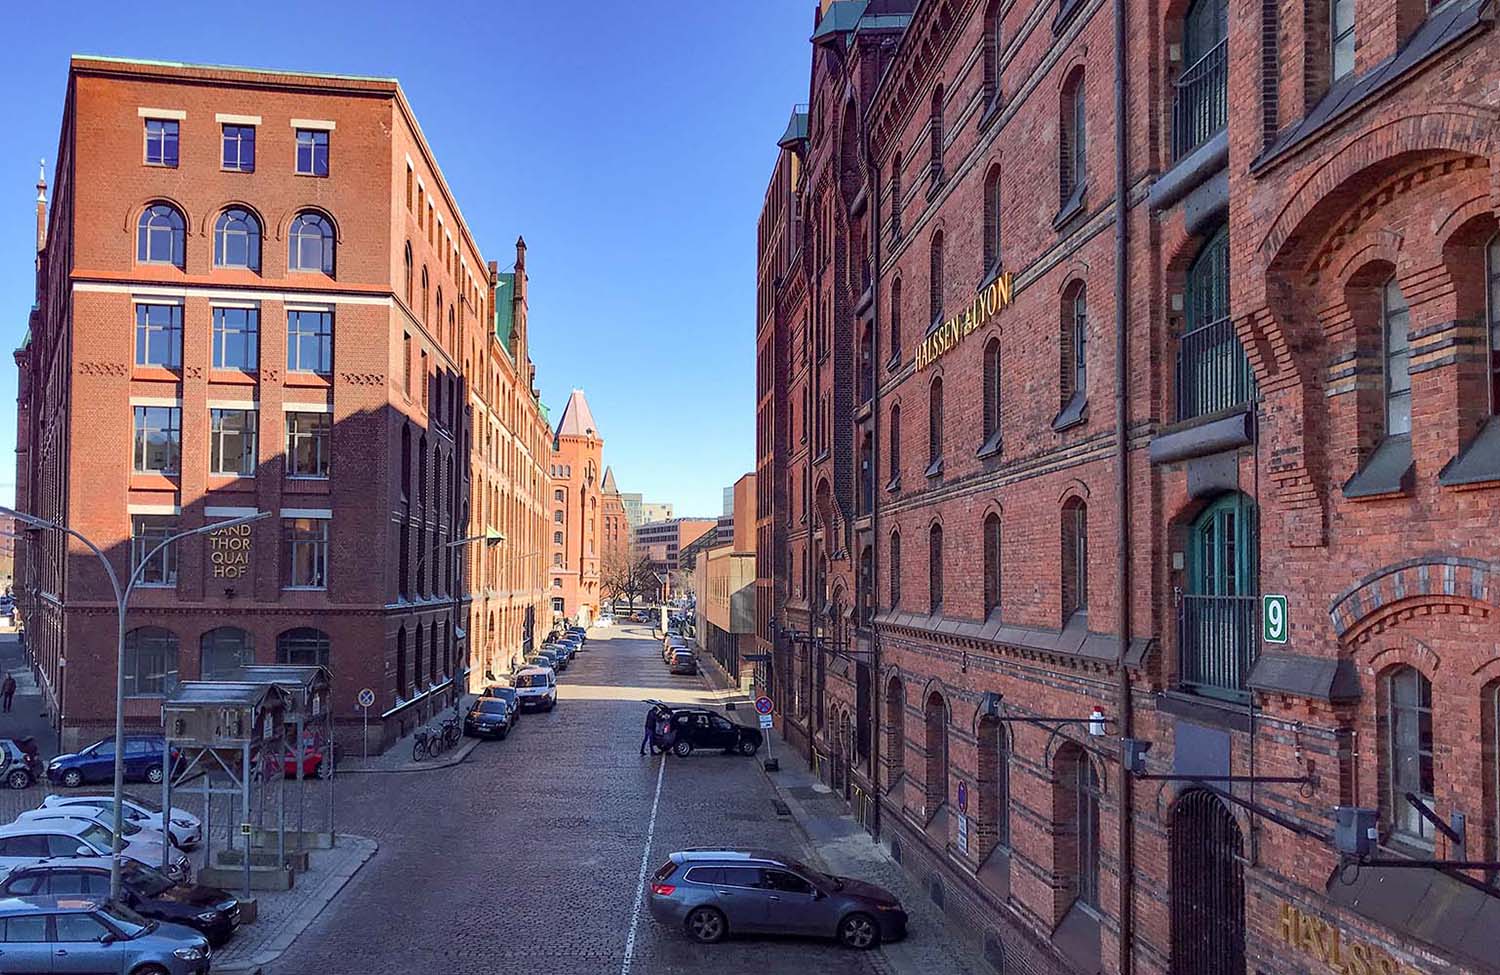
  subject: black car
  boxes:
[644,703,762,757]
[566,626,587,644]
[481,685,521,719]
[463,698,514,739]
[0,858,242,945]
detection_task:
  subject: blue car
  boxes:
[0,895,211,974]
[47,736,177,789]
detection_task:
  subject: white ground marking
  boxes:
[621,753,668,975]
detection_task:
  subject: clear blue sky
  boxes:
[0,0,816,517]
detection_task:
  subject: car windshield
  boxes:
[474,701,507,714]
[98,900,154,938]
[515,674,548,688]
[121,862,174,897]
[78,824,113,851]
[486,688,517,702]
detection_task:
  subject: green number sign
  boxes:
[1262,594,1289,644]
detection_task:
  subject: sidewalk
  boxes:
[0,632,59,760]
[696,654,986,975]
[212,834,379,975]
[337,694,480,774]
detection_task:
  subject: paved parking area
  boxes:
[263,624,877,975]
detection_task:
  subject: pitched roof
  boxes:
[555,389,599,439]
[602,466,618,493]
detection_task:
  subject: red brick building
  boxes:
[546,389,604,626]
[13,56,551,752]
[599,466,631,585]
[757,2,1500,973]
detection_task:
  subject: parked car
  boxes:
[663,635,689,663]
[648,849,907,949]
[643,704,762,757]
[0,895,212,974]
[10,810,190,881]
[47,735,177,788]
[279,746,326,779]
[512,666,557,712]
[39,793,202,849]
[480,686,521,721]
[566,625,588,644]
[0,737,43,789]
[530,650,563,672]
[543,642,572,664]
[597,614,614,627]
[668,649,699,676]
[463,697,514,739]
[0,858,242,946]
[0,815,189,883]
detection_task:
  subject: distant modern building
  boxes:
[634,517,715,598]
[722,485,735,518]
[547,390,603,625]
[618,492,643,530]
[638,502,673,525]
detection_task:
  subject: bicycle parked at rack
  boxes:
[441,714,462,749]
[412,726,441,762]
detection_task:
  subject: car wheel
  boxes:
[838,912,880,949]
[672,740,693,758]
[130,964,172,975]
[738,738,758,756]
[498,726,509,740]
[146,766,165,785]
[62,769,83,788]
[685,906,727,944]
[6,768,30,789]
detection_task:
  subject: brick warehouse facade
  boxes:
[757,2,1500,974]
[546,388,604,626]
[13,56,552,753]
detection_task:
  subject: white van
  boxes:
[513,666,557,712]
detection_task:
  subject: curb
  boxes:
[336,736,481,775]
[211,834,379,975]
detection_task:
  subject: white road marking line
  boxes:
[621,753,667,975]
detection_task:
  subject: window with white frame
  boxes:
[212,307,259,371]
[282,518,329,589]
[131,516,177,586]
[210,409,258,477]
[285,412,330,478]
[133,406,180,474]
[286,309,332,373]
[134,303,181,369]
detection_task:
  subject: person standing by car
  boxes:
[1,673,15,713]
[640,707,658,756]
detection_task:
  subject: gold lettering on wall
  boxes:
[1276,901,1424,975]
[914,272,1014,371]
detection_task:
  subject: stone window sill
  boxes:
[1342,434,1413,499]
[1053,185,1087,229]
[975,430,1003,459]
[1052,390,1088,432]
[925,457,943,479]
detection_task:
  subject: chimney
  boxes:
[34,160,47,254]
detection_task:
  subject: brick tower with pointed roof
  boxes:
[546,389,604,626]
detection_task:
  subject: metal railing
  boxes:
[1172,39,1227,160]
[1178,593,1257,699]
[1176,316,1255,421]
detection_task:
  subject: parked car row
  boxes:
[661,632,698,676]
[465,624,590,737]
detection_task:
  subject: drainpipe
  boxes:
[863,89,883,841]
[1112,0,1136,969]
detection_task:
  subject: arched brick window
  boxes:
[983,512,1002,618]
[889,277,903,365]
[213,207,261,271]
[885,676,905,782]
[1487,234,1500,413]
[889,530,902,609]
[928,522,944,614]
[396,625,409,698]
[982,0,1003,106]
[889,404,902,483]
[928,84,944,182]
[929,231,945,328]
[1061,281,1088,408]
[277,627,330,669]
[1055,742,1101,909]
[976,714,1010,853]
[200,626,252,680]
[137,203,185,268]
[890,153,903,237]
[982,336,1003,449]
[288,211,334,275]
[123,626,179,697]
[403,242,413,306]
[1059,68,1087,205]
[421,267,430,325]
[928,376,944,472]
[1061,497,1088,622]
[924,691,948,817]
[1382,665,1434,848]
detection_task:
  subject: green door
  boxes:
[1185,493,1257,697]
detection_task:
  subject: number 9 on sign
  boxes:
[1262,594,1289,644]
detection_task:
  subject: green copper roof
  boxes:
[778,110,809,149]
[494,273,516,349]
[811,1,868,42]
[538,402,551,423]
[73,54,397,84]
[856,13,911,32]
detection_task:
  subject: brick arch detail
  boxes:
[1365,639,1443,677]
[1256,108,1497,267]
[125,196,194,235]
[1328,556,1497,639]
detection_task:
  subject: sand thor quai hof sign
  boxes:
[208,521,253,579]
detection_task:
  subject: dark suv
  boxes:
[647,849,906,948]
[644,703,761,757]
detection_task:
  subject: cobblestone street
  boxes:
[263,624,878,975]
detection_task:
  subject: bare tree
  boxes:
[603,551,656,612]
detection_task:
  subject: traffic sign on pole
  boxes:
[754,696,774,716]
[356,687,376,708]
[758,714,774,730]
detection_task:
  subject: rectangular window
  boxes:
[1331,0,1356,81]
[406,164,414,210]
[285,413,331,478]
[1384,280,1412,436]
[132,406,180,474]
[212,307,259,371]
[144,119,178,167]
[295,129,330,176]
[131,515,177,586]
[209,409,258,477]
[134,303,182,369]
[403,333,412,397]
[282,518,329,589]
[222,125,255,172]
[421,351,430,413]
[286,309,332,373]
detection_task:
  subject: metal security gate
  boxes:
[1170,790,1245,975]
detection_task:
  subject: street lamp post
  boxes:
[0,505,271,901]
[414,529,502,710]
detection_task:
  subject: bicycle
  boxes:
[441,715,462,748]
[412,727,438,762]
